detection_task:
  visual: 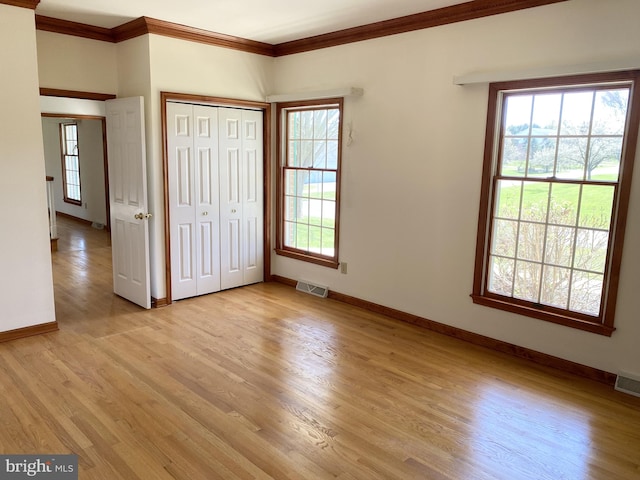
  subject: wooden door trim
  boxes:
[161,92,271,304]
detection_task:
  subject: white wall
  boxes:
[270,0,640,375]
[42,117,107,225]
[36,30,118,93]
[0,4,56,331]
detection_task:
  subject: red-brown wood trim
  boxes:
[161,92,272,303]
[274,0,569,56]
[0,0,39,9]
[0,321,58,343]
[35,15,114,42]
[46,175,54,181]
[40,88,116,101]
[271,275,617,385]
[151,297,169,308]
[56,211,92,226]
[111,16,149,42]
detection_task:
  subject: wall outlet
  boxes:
[340,262,347,274]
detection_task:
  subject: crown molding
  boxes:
[273,0,569,56]
[33,0,569,57]
[36,15,114,42]
[0,0,40,9]
[114,17,275,56]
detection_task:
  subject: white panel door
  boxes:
[219,107,263,290]
[167,103,221,300]
[167,102,197,300]
[105,97,151,309]
[193,105,221,295]
[219,108,243,290]
[241,109,264,285]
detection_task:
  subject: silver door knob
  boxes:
[202,211,209,216]
[231,209,237,213]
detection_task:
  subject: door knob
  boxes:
[202,211,209,216]
[135,212,152,220]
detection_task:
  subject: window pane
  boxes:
[574,228,608,274]
[313,140,326,169]
[592,89,629,135]
[540,265,570,309]
[488,256,514,296]
[288,140,300,166]
[327,140,338,170]
[556,137,587,180]
[301,111,314,139]
[491,219,517,257]
[527,137,556,177]
[295,223,309,250]
[513,260,542,303]
[300,140,313,167]
[560,91,594,135]
[579,185,614,229]
[520,182,549,222]
[495,180,521,219]
[587,137,622,182]
[532,93,561,134]
[504,95,532,135]
[322,172,337,200]
[288,112,300,139]
[548,183,580,226]
[517,221,545,262]
[321,227,335,256]
[544,225,575,267]
[322,200,335,228]
[327,109,340,139]
[501,138,528,177]
[314,110,327,138]
[308,225,322,252]
[309,199,322,226]
[569,272,603,316]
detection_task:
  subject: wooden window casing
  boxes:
[60,122,82,206]
[472,71,640,336]
[275,98,343,269]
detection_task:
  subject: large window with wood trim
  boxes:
[276,99,343,268]
[472,71,640,336]
[60,122,82,205]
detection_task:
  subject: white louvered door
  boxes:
[167,102,262,300]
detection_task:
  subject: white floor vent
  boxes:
[615,372,640,397]
[296,280,329,298]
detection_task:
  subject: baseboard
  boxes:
[56,211,93,226]
[0,321,59,343]
[152,297,169,308]
[270,275,616,386]
[50,237,58,252]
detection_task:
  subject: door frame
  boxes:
[161,92,272,304]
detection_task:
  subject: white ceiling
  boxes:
[35,0,469,44]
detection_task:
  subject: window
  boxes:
[60,122,81,205]
[276,99,343,268]
[472,71,640,336]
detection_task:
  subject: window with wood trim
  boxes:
[276,99,343,268]
[60,122,82,205]
[472,71,640,336]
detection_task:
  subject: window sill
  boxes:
[470,294,615,337]
[275,248,339,269]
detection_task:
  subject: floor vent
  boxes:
[615,372,640,397]
[296,280,329,298]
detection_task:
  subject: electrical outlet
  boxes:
[340,262,348,274]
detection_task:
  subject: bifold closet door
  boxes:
[218,107,264,290]
[167,103,221,300]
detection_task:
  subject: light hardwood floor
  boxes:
[1,215,639,479]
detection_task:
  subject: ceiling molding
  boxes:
[33,0,569,57]
[273,0,570,56]
[0,0,40,9]
[39,88,116,101]
[36,15,115,42]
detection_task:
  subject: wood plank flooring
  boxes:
[1,215,639,479]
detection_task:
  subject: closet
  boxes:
[167,102,263,300]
